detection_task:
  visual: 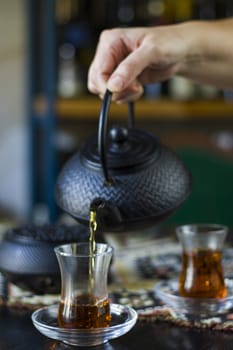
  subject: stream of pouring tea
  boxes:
[88,205,97,294]
[58,204,111,328]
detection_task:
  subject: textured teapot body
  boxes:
[56,130,192,232]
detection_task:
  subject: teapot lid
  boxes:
[80,126,161,173]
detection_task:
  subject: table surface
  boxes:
[2,307,233,350]
[2,229,233,349]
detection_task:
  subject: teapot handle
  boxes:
[98,89,135,182]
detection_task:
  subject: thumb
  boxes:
[107,47,151,92]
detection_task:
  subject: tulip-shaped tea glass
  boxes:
[54,242,113,329]
[176,224,228,299]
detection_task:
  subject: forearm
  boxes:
[178,18,233,89]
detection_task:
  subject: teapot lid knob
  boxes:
[110,126,128,144]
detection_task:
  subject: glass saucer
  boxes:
[154,279,233,319]
[31,303,138,347]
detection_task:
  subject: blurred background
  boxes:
[1,0,233,231]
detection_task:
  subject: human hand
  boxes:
[88,25,188,103]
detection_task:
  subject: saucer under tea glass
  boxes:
[155,278,233,319]
[32,303,138,347]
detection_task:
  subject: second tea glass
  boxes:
[176,224,228,299]
[54,242,113,329]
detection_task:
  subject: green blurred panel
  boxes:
[166,148,233,227]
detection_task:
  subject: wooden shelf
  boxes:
[35,96,233,120]
[56,97,233,120]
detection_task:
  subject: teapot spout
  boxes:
[90,198,124,233]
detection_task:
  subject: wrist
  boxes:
[176,21,208,77]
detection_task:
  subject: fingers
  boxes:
[88,29,128,96]
[98,83,144,103]
[88,28,151,99]
[87,26,180,102]
[116,87,144,104]
[112,81,144,103]
[107,45,152,93]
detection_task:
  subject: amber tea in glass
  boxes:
[58,293,111,329]
[55,242,113,329]
[176,224,228,299]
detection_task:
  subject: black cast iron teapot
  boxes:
[56,90,192,232]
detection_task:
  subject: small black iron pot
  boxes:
[0,224,92,294]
